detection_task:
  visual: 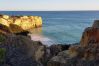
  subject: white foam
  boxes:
[29,34,55,46]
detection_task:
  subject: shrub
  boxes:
[0,48,6,63]
[0,34,6,42]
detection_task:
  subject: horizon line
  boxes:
[0,10,99,11]
[0,9,99,11]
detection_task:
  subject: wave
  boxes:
[29,34,56,46]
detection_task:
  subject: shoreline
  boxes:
[29,33,79,46]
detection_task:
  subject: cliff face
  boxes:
[80,20,99,47]
[80,27,99,47]
[0,15,42,33]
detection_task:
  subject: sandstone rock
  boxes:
[0,18,9,27]
[34,16,42,27]
[0,24,12,35]
[9,24,24,33]
[0,14,42,34]
[21,16,29,19]
[0,22,31,36]
[3,15,9,19]
[20,20,33,30]
[80,27,99,47]
[14,18,22,26]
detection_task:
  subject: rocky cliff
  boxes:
[0,14,42,34]
[80,20,99,47]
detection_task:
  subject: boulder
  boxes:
[38,44,70,66]
[49,44,70,57]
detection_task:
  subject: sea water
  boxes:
[0,11,99,45]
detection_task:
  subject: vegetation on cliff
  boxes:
[0,34,6,42]
[0,48,6,64]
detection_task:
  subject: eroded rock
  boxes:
[80,27,99,47]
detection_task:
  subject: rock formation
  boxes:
[0,14,42,34]
[80,20,99,47]
[0,34,45,66]
[80,27,99,47]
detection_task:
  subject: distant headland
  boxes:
[0,14,42,34]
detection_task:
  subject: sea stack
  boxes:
[0,14,42,34]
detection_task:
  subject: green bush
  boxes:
[0,34,5,42]
[0,48,6,63]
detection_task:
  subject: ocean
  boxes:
[0,11,99,45]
